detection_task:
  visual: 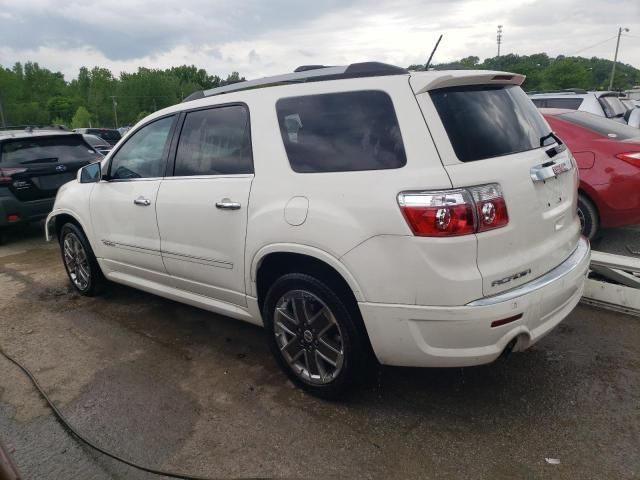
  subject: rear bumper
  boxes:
[0,191,54,227]
[359,237,590,367]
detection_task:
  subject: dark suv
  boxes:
[0,129,101,241]
[73,128,122,145]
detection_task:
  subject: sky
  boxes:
[0,0,639,81]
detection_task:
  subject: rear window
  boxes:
[276,90,406,173]
[531,97,584,110]
[0,136,99,164]
[431,85,550,162]
[559,111,640,141]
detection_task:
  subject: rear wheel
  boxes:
[577,194,599,240]
[263,273,368,399]
[59,223,103,296]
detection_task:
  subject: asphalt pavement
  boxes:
[0,225,638,479]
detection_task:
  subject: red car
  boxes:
[541,108,640,239]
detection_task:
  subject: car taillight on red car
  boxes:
[615,152,640,168]
[398,183,509,237]
[0,167,27,184]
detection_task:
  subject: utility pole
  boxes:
[609,27,630,90]
[497,25,503,57]
[110,96,118,129]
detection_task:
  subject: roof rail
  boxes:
[529,88,588,95]
[182,62,408,102]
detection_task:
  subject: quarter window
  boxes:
[174,105,253,176]
[276,90,407,173]
[109,116,174,179]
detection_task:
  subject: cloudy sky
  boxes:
[0,0,639,80]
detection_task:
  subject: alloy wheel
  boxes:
[273,290,344,385]
[63,233,91,291]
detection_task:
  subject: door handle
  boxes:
[133,197,151,206]
[215,199,241,210]
[530,157,572,182]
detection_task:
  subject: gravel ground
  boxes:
[0,225,638,479]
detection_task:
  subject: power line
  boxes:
[568,35,618,55]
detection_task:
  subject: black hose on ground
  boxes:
[0,345,262,480]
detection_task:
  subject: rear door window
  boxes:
[0,135,99,165]
[559,111,640,140]
[276,90,406,173]
[174,105,253,176]
[431,85,550,162]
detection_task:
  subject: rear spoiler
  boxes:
[410,70,525,95]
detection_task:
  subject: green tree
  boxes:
[71,106,91,128]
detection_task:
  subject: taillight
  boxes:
[0,167,27,184]
[398,183,509,237]
[615,152,640,168]
[468,184,509,232]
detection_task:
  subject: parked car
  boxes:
[541,109,640,239]
[45,62,590,398]
[82,134,113,156]
[73,128,122,145]
[0,128,101,242]
[529,90,630,124]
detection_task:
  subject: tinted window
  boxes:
[174,105,252,176]
[109,116,174,179]
[559,111,640,141]
[276,90,406,173]
[89,129,121,142]
[0,135,99,165]
[431,85,550,162]
[531,97,583,110]
[83,134,110,147]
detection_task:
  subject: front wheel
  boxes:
[59,223,103,296]
[577,194,599,240]
[262,273,368,400]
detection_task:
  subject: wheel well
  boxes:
[256,252,358,313]
[256,252,375,360]
[54,214,82,240]
[577,189,600,218]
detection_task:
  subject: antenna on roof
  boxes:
[424,34,443,71]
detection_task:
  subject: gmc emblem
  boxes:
[492,269,532,287]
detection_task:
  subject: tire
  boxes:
[577,194,599,240]
[59,222,103,296]
[262,273,368,400]
[0,228,8,245]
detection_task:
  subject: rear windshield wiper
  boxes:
[19,157,58,164]
[540,132,566,158]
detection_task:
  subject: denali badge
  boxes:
[492,269,532,287]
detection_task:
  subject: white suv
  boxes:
[45,62,590,398]
[529,90,629,123]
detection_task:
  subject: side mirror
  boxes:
[79,162,102,183]
[628,108,640,129]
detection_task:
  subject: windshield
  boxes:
[599,95,627,118]
[559,111,640,141]
[431,84,551,162]
[0,136,99,164]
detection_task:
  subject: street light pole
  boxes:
[609,27,629,90]
[111,96,118,129]
[497,25,503,57]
